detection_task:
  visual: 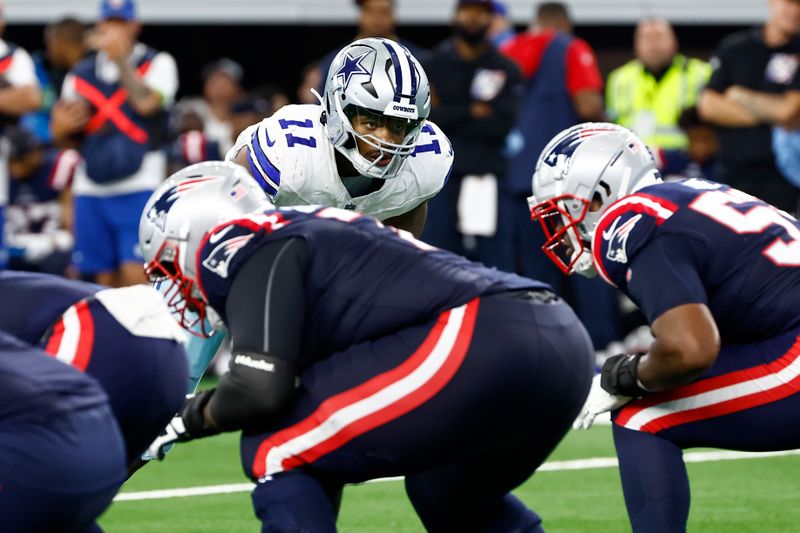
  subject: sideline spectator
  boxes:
[21,17,86,144]
[698,0,800,213]
[606,18,711,151]
[313,0,427,93]
[501,2,619,350]
[657,106,719,181]
[488,0,515,48]
[5,126,77,275]
[423,0,522,268]
[0,2,42,269]
[51,0,178,286]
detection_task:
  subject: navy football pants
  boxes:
[611,326,800,533]
[0,404,126,532]
[240,292,594,532]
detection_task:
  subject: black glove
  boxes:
[180,389,221,440]
[600,353,649,397]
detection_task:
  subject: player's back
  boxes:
[0,270,100,344]
[0,330,107,422]
[198,207,549,361]
[596,179,800,345]
[0,271,188,462]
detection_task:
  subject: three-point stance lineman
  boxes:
[0,271,189,467]
[529,123,800,532]
[0,331,126,532]
[139,162,593,532]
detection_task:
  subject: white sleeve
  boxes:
[60,73,80,102]
[143,51,179,106]
[226,123,259,161]
[6,47,38,87]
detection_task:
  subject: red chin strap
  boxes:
[145,241,213,338]
[529,194,590,275]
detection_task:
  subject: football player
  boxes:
[227,37,453,239]
[529,122,800,533]
[0,271,189,468]
[139,161,593,532]
[0,331,126,531]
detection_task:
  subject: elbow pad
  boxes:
[209,350,297,432]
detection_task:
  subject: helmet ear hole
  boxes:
[590,191,605,212]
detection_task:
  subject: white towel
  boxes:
[457,174,498,237]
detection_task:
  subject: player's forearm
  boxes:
[0,85,41,115]
[208,351,297,431]
[115,58,162,116]
[698,90,760,127]
[637,305,720,391]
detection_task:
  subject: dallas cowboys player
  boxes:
[529,122,800,533]
[139,162,593,532]
[227,37,453,239]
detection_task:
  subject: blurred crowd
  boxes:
[3,0,800,353]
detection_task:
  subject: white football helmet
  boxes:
[323,37,431,179]
[138,161,271,335]
[528,123,661,277]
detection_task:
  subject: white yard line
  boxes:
[114,449,800,502]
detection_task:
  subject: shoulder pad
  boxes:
[592,192,678,287]
[405,121,454,198]
[237,105,326,199]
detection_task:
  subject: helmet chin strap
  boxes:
[572,249,597,278]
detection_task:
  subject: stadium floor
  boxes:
[101,424,800,532]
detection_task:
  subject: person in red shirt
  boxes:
[500,2,620,352]
[501,2,604,123]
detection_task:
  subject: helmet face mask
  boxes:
[528,123,660,276]
[529,193,591,275]
[146,240,211,337]
[138,161,271,337]
[324,37,431,179]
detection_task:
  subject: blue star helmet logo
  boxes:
[336,50,372,89]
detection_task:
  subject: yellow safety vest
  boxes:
[606,54,711,150]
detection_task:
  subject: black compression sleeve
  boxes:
[208,238,309,431]
[225,237,308,359]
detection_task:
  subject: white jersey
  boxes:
[226,104,453,221]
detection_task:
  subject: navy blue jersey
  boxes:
[6,148,78,235]
[196,207,548,359]
[592,178,800,345]
[0,331,107,422]
[0,271,188,462]
[0,271,101,344]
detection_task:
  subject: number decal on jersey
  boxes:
[689,189,800,266]
[278,118,317,148]
[411,124,440,157]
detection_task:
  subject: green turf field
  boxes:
[99,424,800,532]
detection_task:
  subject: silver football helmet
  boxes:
[323,37,431,179]
[138,160,271,335]
[528,123,661,277]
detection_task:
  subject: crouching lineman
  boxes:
[0,331,126,532]
[228,37,453,239]
[139,161,593,532]
[529,123,800,532]
[0,271,189,468]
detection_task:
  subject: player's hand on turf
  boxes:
[146,390,221,460]
[573,374,632,430]
[146,414,188,460]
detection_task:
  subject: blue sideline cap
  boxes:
[99,0,137,21]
